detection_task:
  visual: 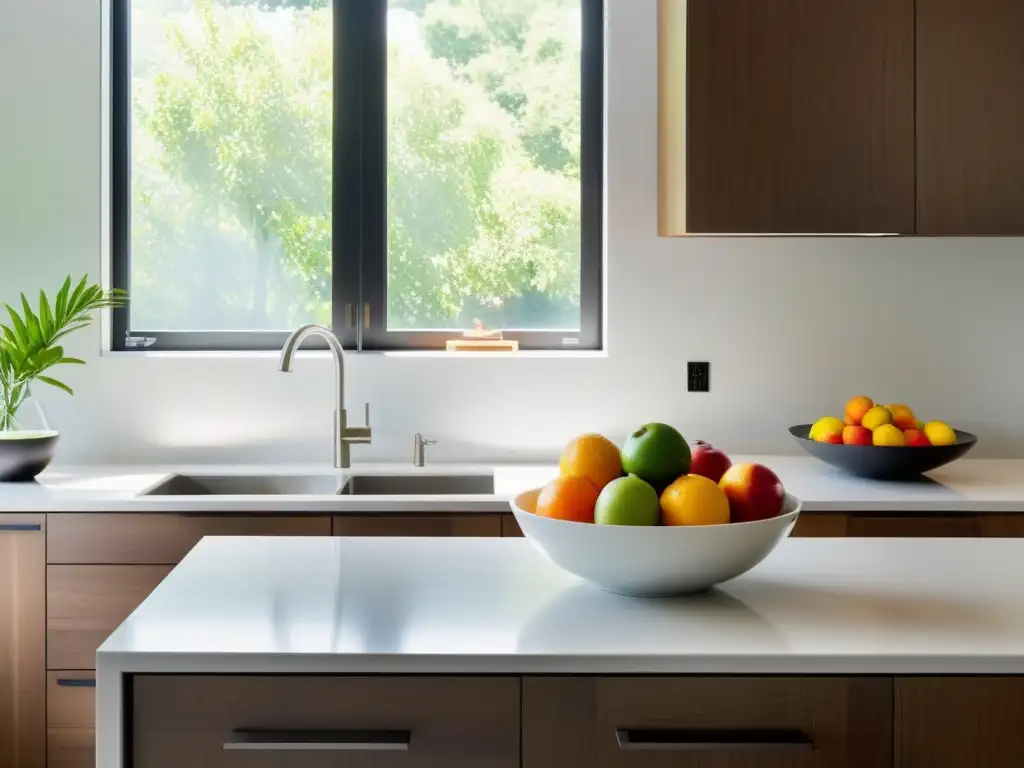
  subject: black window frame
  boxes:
[111,0,603,352]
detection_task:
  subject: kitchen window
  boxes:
[110,0,603,351]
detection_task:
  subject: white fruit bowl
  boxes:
[511,488,801,597]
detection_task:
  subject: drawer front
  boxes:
[47,565,172,669]
[523,677,891,768]
[48,728,94,768]
[791,514,848,537]
[501,514,524,537]
[847,515,980,537]
[331,515,501,537]
[47,514,330,565]
[133,676,519,768]
[48,672,95,768]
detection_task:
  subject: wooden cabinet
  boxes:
[501,514,524,537]
[659,0,915,235]
[46,673,94,768]
[47,514,329,565]
[524,676,892,767]
[896,678,1024,767]
[132,676,520,768]
[47,565,173,670]
[0,515,45,768]
[792,513,1024,538]
[916,0,1024,234]
[332,514,501,537]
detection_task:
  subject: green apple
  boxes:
[621,422,690,490]
[594,476,660,526]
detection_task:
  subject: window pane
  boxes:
[129,0,333,331]
[386,0,583,332]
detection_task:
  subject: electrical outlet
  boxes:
[688,361,710,392]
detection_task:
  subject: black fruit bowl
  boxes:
[789,424,978,480]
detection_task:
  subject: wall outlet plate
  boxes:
[688,361,710,392]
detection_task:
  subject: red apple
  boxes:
[719,463,785,523]
[689,441,733,484]
[903,429,932,447]
[842,425,872,446]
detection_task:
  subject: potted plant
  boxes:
[0,275,125,481]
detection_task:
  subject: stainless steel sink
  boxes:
[339,474,494,496]
[141,473,494,496]
[141,474,345,496]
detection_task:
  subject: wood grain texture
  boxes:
[523,676,892,768]
[980,515,1024,537]
[0,515,45,768]
[46,513,329,565]
[331,515,501,537]
[47,672,95,768]
[674,0,914,234]
[133,675,520,768]
[917,0,1024,233]
[896,677,1024,767]
[791,514,849,537]
[501,514,524,538]
[46,565,172,670]
[46,728,94,768]
[846,515,982,538]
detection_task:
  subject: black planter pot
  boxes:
[0,431,59,482]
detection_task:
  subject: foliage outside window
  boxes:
[114,0,602,350]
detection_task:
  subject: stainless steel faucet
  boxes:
[413,433,437,467]
[279,324,371,469]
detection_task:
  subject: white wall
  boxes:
[1,0,1021,466]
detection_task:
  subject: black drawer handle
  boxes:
[224,730,411,752]
[56,678,96,688]
[616,728,814,752]
[0,523,42,532]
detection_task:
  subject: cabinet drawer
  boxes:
[47,672,95,768]
[332,515,501,537]
[501,514,524,537]
[133,676,519,768]
[47,566,172,669]
[47,514,329,565]
[847,515,980,537]
[523,677,891,767]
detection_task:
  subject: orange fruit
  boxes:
[659,474,730,526]
[559,433,622,491]
[844,396,874,426]
[809,417,844,444]
[535,476,600,523]
[888,403,917,431]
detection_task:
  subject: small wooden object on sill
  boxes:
[445,320,519,353]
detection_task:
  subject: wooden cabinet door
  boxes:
[133,676,519,768]
[660,0,914,235]
[501,514,524,538]
[524,676,892,768]
[896,678,1024,767]
[332,515,501,537]
[846,515,982,538]
[47,672,95,768]
[47,565,173,670]
[791,514,848,537]
[917,0,1024,234]
[0,515,45,768]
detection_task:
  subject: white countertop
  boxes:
[98,535,1024,677]
[7,457,1024,513]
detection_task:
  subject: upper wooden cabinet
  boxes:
[916,0,1024,234]
[659,0,916,235]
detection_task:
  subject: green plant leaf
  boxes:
[54,275,71,327]
[37,375,73,396]
[38,290,53,339]
[58,357,85,365]
[20,294,42,346]
[5,305,30,348]
[67,274,90,318]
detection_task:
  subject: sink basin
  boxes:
[142,474,345,496]
[340,474,494,496]
[140,473,495,496]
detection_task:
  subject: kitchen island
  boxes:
[97,535,1024,767]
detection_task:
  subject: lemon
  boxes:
[872,424,906,446]
[924,421,957,446]
[862,406,893,431]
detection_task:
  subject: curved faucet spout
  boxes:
[278,324,371,468]
[279,324,346,410]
